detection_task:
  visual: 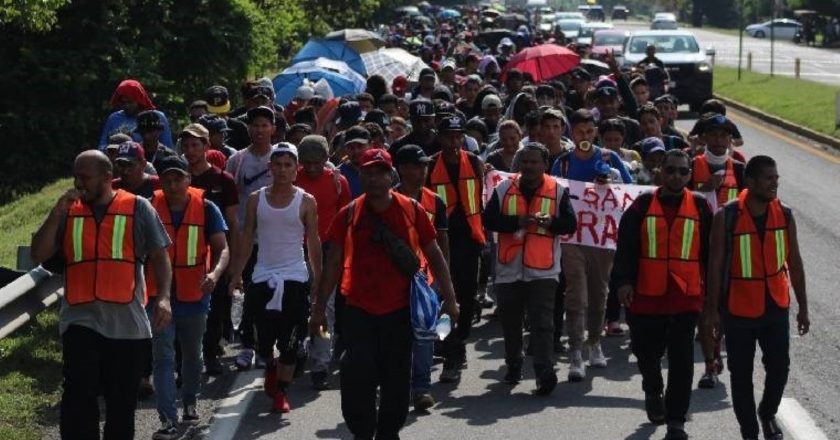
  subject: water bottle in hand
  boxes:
[231,289,244,330]
[436,314,452,340]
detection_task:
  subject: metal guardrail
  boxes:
[0,266,63,339]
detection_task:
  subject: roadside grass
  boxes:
[0,178,72,269]
[0,179,71,438]
[713,65,840,139]
[0,308,62,440]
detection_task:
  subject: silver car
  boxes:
[745,18,802,39]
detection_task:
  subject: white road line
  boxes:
[777,397,830,440]
[204,369,263,440]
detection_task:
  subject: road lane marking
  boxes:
[778,398,830,440]
[727,111,840,164]
[204,369,262,440]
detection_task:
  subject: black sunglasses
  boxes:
[664,166,690,176]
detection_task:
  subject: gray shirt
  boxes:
[225,147,273,228]
[57,196,171,339]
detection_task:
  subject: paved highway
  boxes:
[614,21,840,86]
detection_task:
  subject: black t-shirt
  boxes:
[226,117,250,151]
[190,166,239,212]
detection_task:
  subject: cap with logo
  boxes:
[360,148,393,169]
[594,86,619,99]
[392,76,408,94]
[114,141,145,162]
[438,114,465,132]
[157,156,189,175]
[409,99,435,118]
[205,85,230,114]
[394,144,431,165]
[135,110,163,132]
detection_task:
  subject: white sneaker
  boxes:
[568,350,586,382]
[588,343,607,368]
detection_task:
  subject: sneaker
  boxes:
[606,321,625,337]
[664,426,689,440]
[439,366,461,383]
[568,350,586,382]
[504,363,523,384]
[204,356,224,376]
[478,292,495,308]
[235,348,254,370]
[311,370,329,390]
[413,392,435,411]
[534,370,558,396]
[182,404,199,425]
[698,371,719,389]
[588,343,608,368]
[760,417,784,440]
[152,420,178,440]
[138,376,155,401]
[272,389,291,413]
[645,393,666,425]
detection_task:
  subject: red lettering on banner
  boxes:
[601,214,619,246]
[602,187,618,212]
[582,187,599,210]
[621,191,636,211]
[577,211,599,243]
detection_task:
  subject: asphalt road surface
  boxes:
[614,21,840,86]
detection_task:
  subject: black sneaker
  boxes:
[644,393,666,425]
[182,404,199,425]
[534,370,558,396]
[152,420,178,440]
[204,356,224,376]
[504,363,523,384]
[698,371,718,389]
[761,417,784,440]
[439,366,461,383]
[311,370,330,390]
[664,426,689,440]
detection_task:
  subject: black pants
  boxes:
[628,312,698,423]
[340,306,412,440]
[605,281,621,323]
[239,245,259,349]
[248,280,310,364]
[60,325,150,440]
[725,318,790,439]
[554,272,566,340]
[203,274,232,359]
[498,279,557,375]
[442,238,481,366]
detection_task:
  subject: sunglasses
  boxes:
[664,166,690,176]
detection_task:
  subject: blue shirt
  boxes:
[168,199,228,317]
[550,147,633,183]
[98,109,174,150]
[338,162,362,198]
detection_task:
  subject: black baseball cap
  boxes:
[344,126,371,146]
[394,144,431,165]
[409,99,435,118]
[157,156,189,176]
[197,114,230,133]
[247,106,275,125]
[135,110,163,132]
[337,101,363,127]
[696,113,736,135]
[204,85,230,114]
[438,114,465,132]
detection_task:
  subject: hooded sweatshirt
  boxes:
[98,80,174,150]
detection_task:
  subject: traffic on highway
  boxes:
[5,1,840,440]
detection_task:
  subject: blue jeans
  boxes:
[411,336,435,395]
[150,308,207,423]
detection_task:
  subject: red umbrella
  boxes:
[501,44,580,83]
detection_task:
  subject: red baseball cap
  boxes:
[392,76,408,94]
[360,148,393,169]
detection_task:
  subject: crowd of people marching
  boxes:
[28,4,811,440]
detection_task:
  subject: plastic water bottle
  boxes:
[231,289,244,330]
[435,314,452,340]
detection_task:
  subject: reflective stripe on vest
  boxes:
[146,187,208,303]
[340,191,429,295]
[63,190,137,305]
[636,188,702,297]
[419,187,438,224]
[727,190,790,318]
[429,150,486,245]
[692,155,740,207]
[497,175,558,270]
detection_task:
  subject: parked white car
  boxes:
[745,18,802,39]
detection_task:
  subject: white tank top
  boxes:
[251,186,309,284]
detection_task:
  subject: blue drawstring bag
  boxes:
[410,272,440,340]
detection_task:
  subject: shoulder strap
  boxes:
[557,151,572,177]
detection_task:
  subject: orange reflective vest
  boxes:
[146,187,209,303]
[727,190,790,318]
[340,191,429,294]
[636,189,703,297]
[63,190,137,305]
[429,150,486,245]
[692,155,740,207]
[497,175,558,270]
[419,187,439,225]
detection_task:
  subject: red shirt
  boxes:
[327,195,437,315]
[296,168,351,241]
[629,201,705,315]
